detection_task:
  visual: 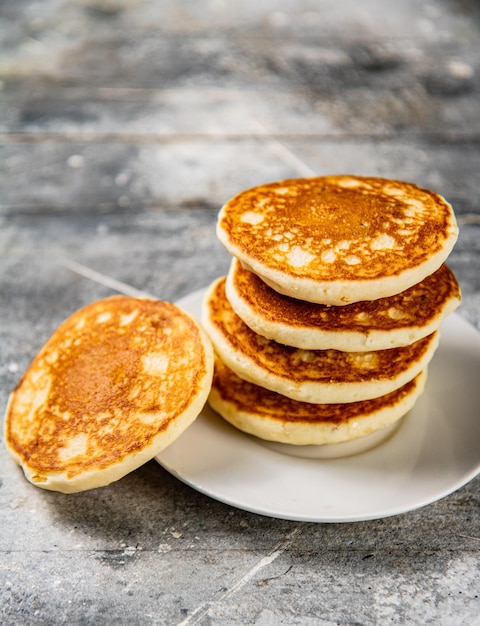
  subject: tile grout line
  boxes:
[176,527,302,626]
[250,118,318,177]
[61,259,156,299]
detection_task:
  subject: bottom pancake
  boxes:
[208,356,427,448]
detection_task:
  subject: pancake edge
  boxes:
[221,240,458,305]
[208,366,428,446]
[225,259,461,351]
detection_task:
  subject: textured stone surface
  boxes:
[1,1,479,624]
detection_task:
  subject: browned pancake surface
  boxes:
[217,176,458,282]
[230,259,460,334]
[5,296,211,482]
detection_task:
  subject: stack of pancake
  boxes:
[202,175,461,457]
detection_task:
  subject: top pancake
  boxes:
[217,175,459,305]
[4,296,213,493]
[226,258,461,351]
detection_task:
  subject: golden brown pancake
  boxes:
[4,296,213,493]
[202,277,439,404]
[217,175,458,305]
[226,258,461,351]
[209,356,427,447]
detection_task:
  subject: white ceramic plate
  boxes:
[156,288,480,522]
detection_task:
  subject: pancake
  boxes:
[217,175,458,305]
[202,277,439,404]
[226,258,461,351]
[208,356,427,447]
[4,296,213,493]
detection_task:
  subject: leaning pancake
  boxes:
[202,278,439,404]
[209,356,427,447]
[4,296,213,493]
[217,175,458,305]
[226,258,461,351]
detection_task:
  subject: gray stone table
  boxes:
[1,1,479,624]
